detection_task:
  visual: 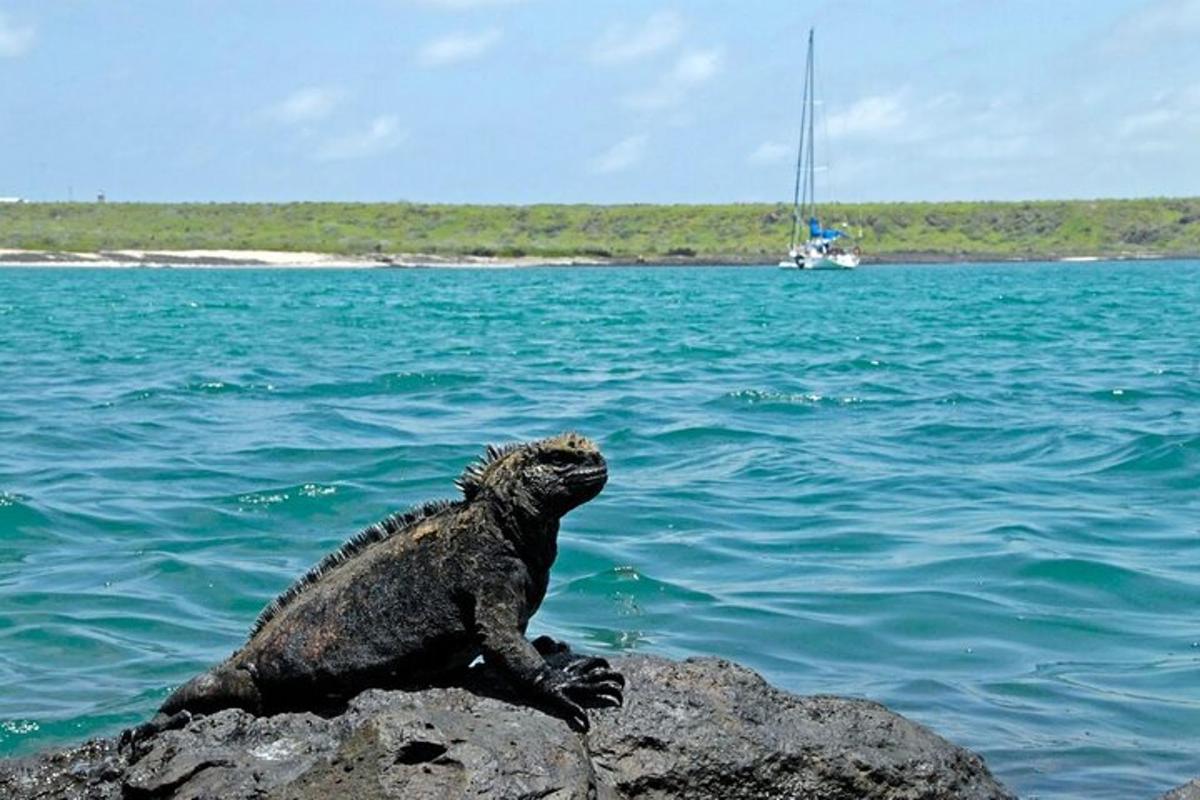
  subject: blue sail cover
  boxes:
[808,217,845,241]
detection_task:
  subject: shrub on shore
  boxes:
[1,198,1198,261]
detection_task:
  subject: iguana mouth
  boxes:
[573,465,608,487]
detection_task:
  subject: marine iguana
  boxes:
[124,433,623,743]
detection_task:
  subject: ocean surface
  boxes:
[0,262,1197,797]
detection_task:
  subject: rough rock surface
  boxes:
[1163,779,1200,800]
[0,655,1014,799]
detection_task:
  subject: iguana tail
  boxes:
[160,662,262,716]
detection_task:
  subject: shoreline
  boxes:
[3,198,1196,267]
[0,247,1193,269]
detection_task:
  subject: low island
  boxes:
[1,197,1198,266]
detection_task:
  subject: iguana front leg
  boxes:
[532,635,626,697]
[476,587,623,731]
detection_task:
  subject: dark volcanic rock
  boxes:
[1162,779,1200,800]
[588,657,1010,799]
[0,656,1013,799]
[0,737,125,800]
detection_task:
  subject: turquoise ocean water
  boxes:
[0,262,1197,797]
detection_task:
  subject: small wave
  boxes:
[544,566,707,652]
[231,482,340,511]
[1033,658,1200,707]
[900,421,1011,443]
[647,424,765,446]
[298,371,481,399]
[0,491,28,508]
[1088,387,1142,403]
[76,352,148,366]
[1018,557,1142,587]
[0,719,41,752]
[992,293,1050,307]
[931,391,992,406]
[237,491,289,507]
[183,379,272,395]
[1084,431,1199,478]
[558,565,719,605]
[1015,557,1200,611]
[722,390,864,408]
[813,355,904,374]
[0,720,39,736]
[0,492,53,531]
[94,387,161,408]
[579,627,654,650]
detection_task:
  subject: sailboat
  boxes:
[782,28,860,270]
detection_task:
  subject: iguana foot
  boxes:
[533,636,626,701]
[118,710,193,752]
[560,656,625,707]
[530,636,626,731]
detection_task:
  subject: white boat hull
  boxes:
[783,246,860,270]
[803,251,859,269]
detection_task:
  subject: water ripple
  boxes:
[1,262,1199,798]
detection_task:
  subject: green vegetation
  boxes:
[2,198,1198,262]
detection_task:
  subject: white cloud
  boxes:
[748,140,792,165]
[623,48,723,110]
[0,12,35,58]
[1117,108,1178,138]
[591,11,683,65]
[799,88,1053,202]
[933,133,1036,160]
[1114,84,1200,140]
[673,49,722,83]
[826,92,908,138]
[589,134,648,174]
[416,28,502,67]
[1104,0,1200,51]
[859,91,1043,160]
[265,87,340,125]
[317,115,406,161]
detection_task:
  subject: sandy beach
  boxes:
[0,248,622,269]
[0,248,1184,268]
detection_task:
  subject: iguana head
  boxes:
[457,432,607,518]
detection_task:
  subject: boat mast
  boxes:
[803,28,816,227]
[790,28,814,252]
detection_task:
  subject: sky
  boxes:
[1,0,1198,204]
